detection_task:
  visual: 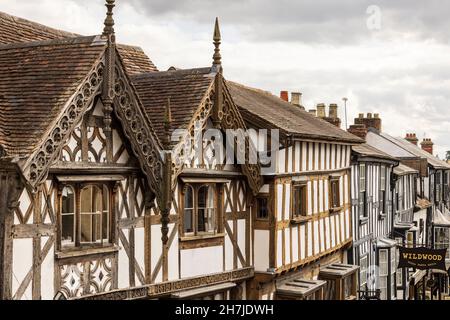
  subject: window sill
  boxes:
[329,206,343,214]
[180,233,225,242]
[359,217,369,225]
[179,233,225,249]
[55,245,119,260]
[290,216,312,225]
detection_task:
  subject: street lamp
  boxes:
[342,97,348,130]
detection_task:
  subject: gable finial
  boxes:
[163,97,173,148]
[212,17,222,72]
[102,0,116,38]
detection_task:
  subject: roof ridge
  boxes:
[0,35,104,50]
[132,67,212,79]
[0,11,80,37]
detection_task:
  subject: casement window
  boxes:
[292,183,307,218]
[182,183,218,236]
[60,184,111,247]
[379,166,386,215]
[330,178,340,209]
[360,255,368,290]
[256,196,269,220]
[359,164,367,217]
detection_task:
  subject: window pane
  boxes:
[184,186,194,233]
[197,185,215,233]
[80,185,106,244]
[61,186,75,244]
[257,198,268,219]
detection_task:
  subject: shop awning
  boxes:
[433,208,450,227]
[318,263,359,278]
[276,278,326,298]
[376,237,397,248]
[169,282,236,299]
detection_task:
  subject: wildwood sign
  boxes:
[398,247,447,271]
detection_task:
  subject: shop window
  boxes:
[360,255,368,290]
[434,227,450,260]
[378,249,388,300]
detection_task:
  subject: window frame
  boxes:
[180,182,222,237]
[256,195,270,220]
[329,177,341,211]
[291,182,308,219]
[359,164,367,218]
[58,182,114,250]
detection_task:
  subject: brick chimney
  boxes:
[347,124,368,140]
[280,91,289,102]
[420,138,433,155]
[405,133,418,146]
[317,103,326,118]
[354,113,382,132]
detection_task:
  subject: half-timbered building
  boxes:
[0,3,263,300]
[228,84,363,300]
[366,130,450,297]
[348,143,398,300]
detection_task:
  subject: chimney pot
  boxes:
[280,91,289,102]
[359,113,364,119]
[374,113,379,119]
[367,113,372,119]
[405,132,418,145]
[420,138,434,154]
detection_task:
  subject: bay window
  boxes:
[359,164,367,217]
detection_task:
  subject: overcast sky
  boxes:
[3,0,450,158]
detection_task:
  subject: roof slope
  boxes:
[352,143,398,162]
[0,11,157,75]
[394,163,418,176]
[227,81,362,144]
[365,130,418,158]
[379,131,450,169]
[131,68,215,145]
[0,36,106,156]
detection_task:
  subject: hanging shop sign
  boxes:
[398,247,447,271]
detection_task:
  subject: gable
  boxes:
[0,36,106,158]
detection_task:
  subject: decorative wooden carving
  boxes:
[112,60,164,205]
[24,59,105,186]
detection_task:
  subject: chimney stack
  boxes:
[405,133,418,146]
[308,109,317,116]
[420,138,434,155]
[291,92,302,106]
[329,103,338,119]
[280,91,289,102]
[354,112,382,132]
[317,103,326,118]
[347,124,368,140]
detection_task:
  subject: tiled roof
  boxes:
[0,36,106,156]
[131,68,215,145]
[0,11,157,75]
[352,143,398,162]
[379,131,450,170]
[227,81,363,144]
